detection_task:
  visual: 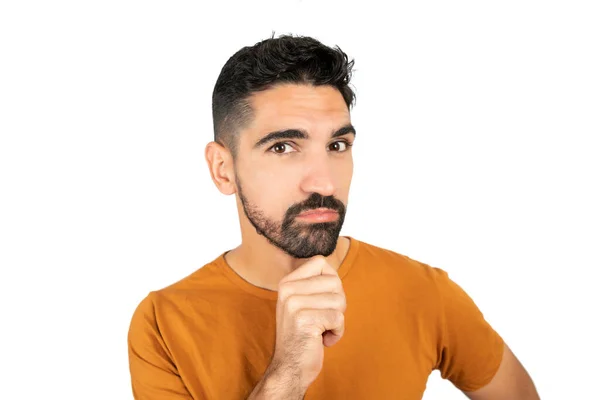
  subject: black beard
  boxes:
[235,175,346,259]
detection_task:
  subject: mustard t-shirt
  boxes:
[128,236,504,399]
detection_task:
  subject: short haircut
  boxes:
[212,34,356,160]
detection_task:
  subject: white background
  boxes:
[1,0,598,399]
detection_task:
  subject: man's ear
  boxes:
[204,141,236,195]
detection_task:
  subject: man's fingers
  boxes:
[296,309,345,340]
[278,275,343,301]
[284,293,347,315]
[279,256,338,286]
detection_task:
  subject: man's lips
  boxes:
[296,208,339,222]
[298,207,338,216]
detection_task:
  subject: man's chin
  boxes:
[290,248,335,259]
[286,234,339,258]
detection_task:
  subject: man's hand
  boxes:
[248,255,347,399]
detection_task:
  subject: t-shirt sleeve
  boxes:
[127,292,193,399]
[432,267,505,392]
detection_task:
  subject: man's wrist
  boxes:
[247,368,305,400]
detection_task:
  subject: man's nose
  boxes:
[299,156,336,197]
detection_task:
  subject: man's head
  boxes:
[206,34,356,259]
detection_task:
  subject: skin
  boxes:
[204,83,355,291]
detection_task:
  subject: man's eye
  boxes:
[269,142,295,154]
[329,140,353,152]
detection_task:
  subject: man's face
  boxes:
[234,83,354,259]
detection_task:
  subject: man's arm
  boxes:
[128,292,194,399]
[430,266,540,397]
[462,343,540,400]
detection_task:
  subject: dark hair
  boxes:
[212,34,355,160]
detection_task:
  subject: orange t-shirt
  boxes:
[128,236,504,399]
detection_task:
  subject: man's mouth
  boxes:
[296,208,339,222]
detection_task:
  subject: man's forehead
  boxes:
[244,83,351,140]
[249,84,349,116]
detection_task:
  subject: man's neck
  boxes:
[224,236,350,292]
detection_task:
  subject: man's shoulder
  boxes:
[355,237,447,283]
[352,237,450,321]
[129,252,234,324]
[135,252,230,308]
[158,255,225,294]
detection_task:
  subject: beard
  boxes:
[235,175,346,259]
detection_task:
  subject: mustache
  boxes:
[287,193,345,217]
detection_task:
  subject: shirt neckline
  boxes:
[214,235,360,301]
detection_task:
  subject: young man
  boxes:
[127,35,540,399]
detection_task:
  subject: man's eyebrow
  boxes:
[253,124,356,149]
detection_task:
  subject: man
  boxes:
[127,35,540,399]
